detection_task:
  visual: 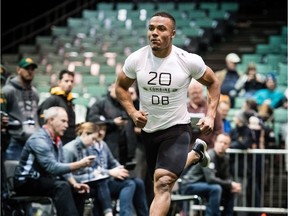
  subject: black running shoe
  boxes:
[192,138,210,167]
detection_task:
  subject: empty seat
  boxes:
[157,2,175,11]
[51,26,69,37]
[241,54,263,65]
[209,10,230,20]
[177,3,196,11]
[199,2,219,11]
[97,2,114,10]
[81,75,100,85]
[102,74,117,85]
[37,85,51,93]
[137,2,156,11]
[82,9,98,19]
[255,63,273,75]
[255,44,274,55]
[38,44,58,55]
[2,54,20,64]
[67,18,85,28]
[18,45,37,55]
[220,2,239,11]
[85,85,108,99]
[74,65,91,74]
[3,64,18,74]
[116,2,135,10]
[99,65,116,75]
[264,54,286,70]
[188,10,207,20]
[35,36,53,46]
[33,74,51,86]
[55,35,75,47]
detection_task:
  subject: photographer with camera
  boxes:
[2,57,40,160]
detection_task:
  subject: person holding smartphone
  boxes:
[88,115,149,216]
[14,107,95,216]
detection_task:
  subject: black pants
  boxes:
[15,176,84,216]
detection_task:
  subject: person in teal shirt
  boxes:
[253,73,284,108]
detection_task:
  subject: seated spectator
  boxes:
[215,53,241,107]
[258,103,276,148]
[187,79,223,148]
[241,99,259,124]
[88,115,149,216]
[13,106,95,216]
[63,122,113,216]
[230,111,253,150]
[180,133,242,216]
[234,63,266,97]
[217,100,232,133]
[253,72,285,108]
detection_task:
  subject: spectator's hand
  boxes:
[0,111,9,132]
[109,166,129,180]
[114,116,128,126]
[197,116,214,135]
[134,126,142,134]
[231,181,241,193]
[80,155,96,167]
[130,110,148,128]
[73,183,90,194]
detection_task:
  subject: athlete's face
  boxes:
[148,16,176,57]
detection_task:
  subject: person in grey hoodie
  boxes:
[2,57,40,160]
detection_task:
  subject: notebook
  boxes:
[81,174,109,183]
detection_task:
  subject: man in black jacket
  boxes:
[87,83,137,164]
[38,70,76,144]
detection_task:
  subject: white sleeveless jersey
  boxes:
[123,45,206,133]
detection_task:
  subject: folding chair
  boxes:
[170,178,203,216]
[3,160,56,216]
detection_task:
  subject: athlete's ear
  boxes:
[171,29,176,38]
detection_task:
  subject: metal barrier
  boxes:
[227,149,287,214]
[187,149,288,215]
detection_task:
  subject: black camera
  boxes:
[0,111,22,130]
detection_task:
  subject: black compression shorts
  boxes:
[141,124,192,178]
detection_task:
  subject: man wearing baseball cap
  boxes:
[215,53,241,107]
[18,57,38,69]
[2,57,40,160]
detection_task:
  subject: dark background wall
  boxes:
[2,0,62,32]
